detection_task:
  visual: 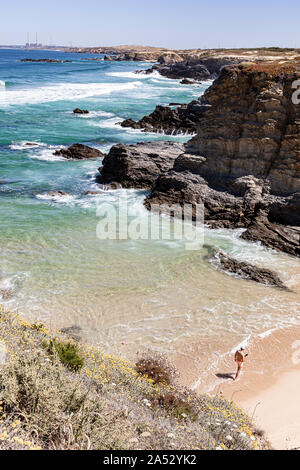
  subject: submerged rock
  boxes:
[180,78,197,84]
[54,144,104,160]
[206,249,286,288]
[73,108,89,114]
[145,56,243,81]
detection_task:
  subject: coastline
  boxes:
[174,324,300,449]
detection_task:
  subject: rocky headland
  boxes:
[99,61,300,257]
[143,55,244,81]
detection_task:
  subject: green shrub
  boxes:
[43,338,84,372]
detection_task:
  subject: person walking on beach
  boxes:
[234,348,248,381]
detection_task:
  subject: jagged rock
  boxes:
[54,144,104,160]
[158,52,184,65]
[120,100,209,135]
[241,213,300,257]
[206,249,286,288]
[44,191,69,197]
[73,108,89,114]
[97,142,184,189]
[186,65,300,194]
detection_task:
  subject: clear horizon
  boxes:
[1,0,300,49]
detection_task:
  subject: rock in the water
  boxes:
[146,56,243,81]
[206,249,286,288]
[105,62,300,257]
[97,142,184,189]
[73,108,89,114]
[54,144,104,160]
[44,191,69,197]
[241,213,300,257]
[120,100,209,135]
[85,190,102,195]
[180,78,197,84]
[20,58,71,63]
[186,65,300,194]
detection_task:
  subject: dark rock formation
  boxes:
[20,58,71,63]
[85,182,122,194]
[146,56,243,81]
[73,108,89,114]
[97,142,184,189]
[206,249,286,288]
[241,212,300,257]
[54,144,104,160]
[120,100,210,135]
[186,65,300,194]
[180,79,197,84]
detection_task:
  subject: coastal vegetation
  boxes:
[0,306,268,450]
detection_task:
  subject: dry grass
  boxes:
[0,306,269,450]
[136,350,178,386]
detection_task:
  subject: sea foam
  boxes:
[0,81,142,107]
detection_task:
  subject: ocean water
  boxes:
[0,49,299,386]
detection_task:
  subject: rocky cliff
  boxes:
[186,64,300,195]
[99,63,300,256]
[146,55,244,81]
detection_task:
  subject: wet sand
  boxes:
[174,325,300,450]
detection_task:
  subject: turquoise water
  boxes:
[0,49,299,380]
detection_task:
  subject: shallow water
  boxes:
[0,49,299,371]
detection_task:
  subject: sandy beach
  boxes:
[174,325,300,450]
[240,369,300,449]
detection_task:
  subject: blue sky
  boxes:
[1,0,299,48]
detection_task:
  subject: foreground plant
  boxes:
[0,306,269,450]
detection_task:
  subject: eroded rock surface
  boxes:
[146,56,243,81]
[120,100,210,135]
[54,144,104,160]
[206,248,286,288]
[97,142,184,189]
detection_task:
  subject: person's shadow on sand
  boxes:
[216,373,235,381]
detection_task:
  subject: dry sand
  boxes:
[174,325,300,450]
[240,369,300,450]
